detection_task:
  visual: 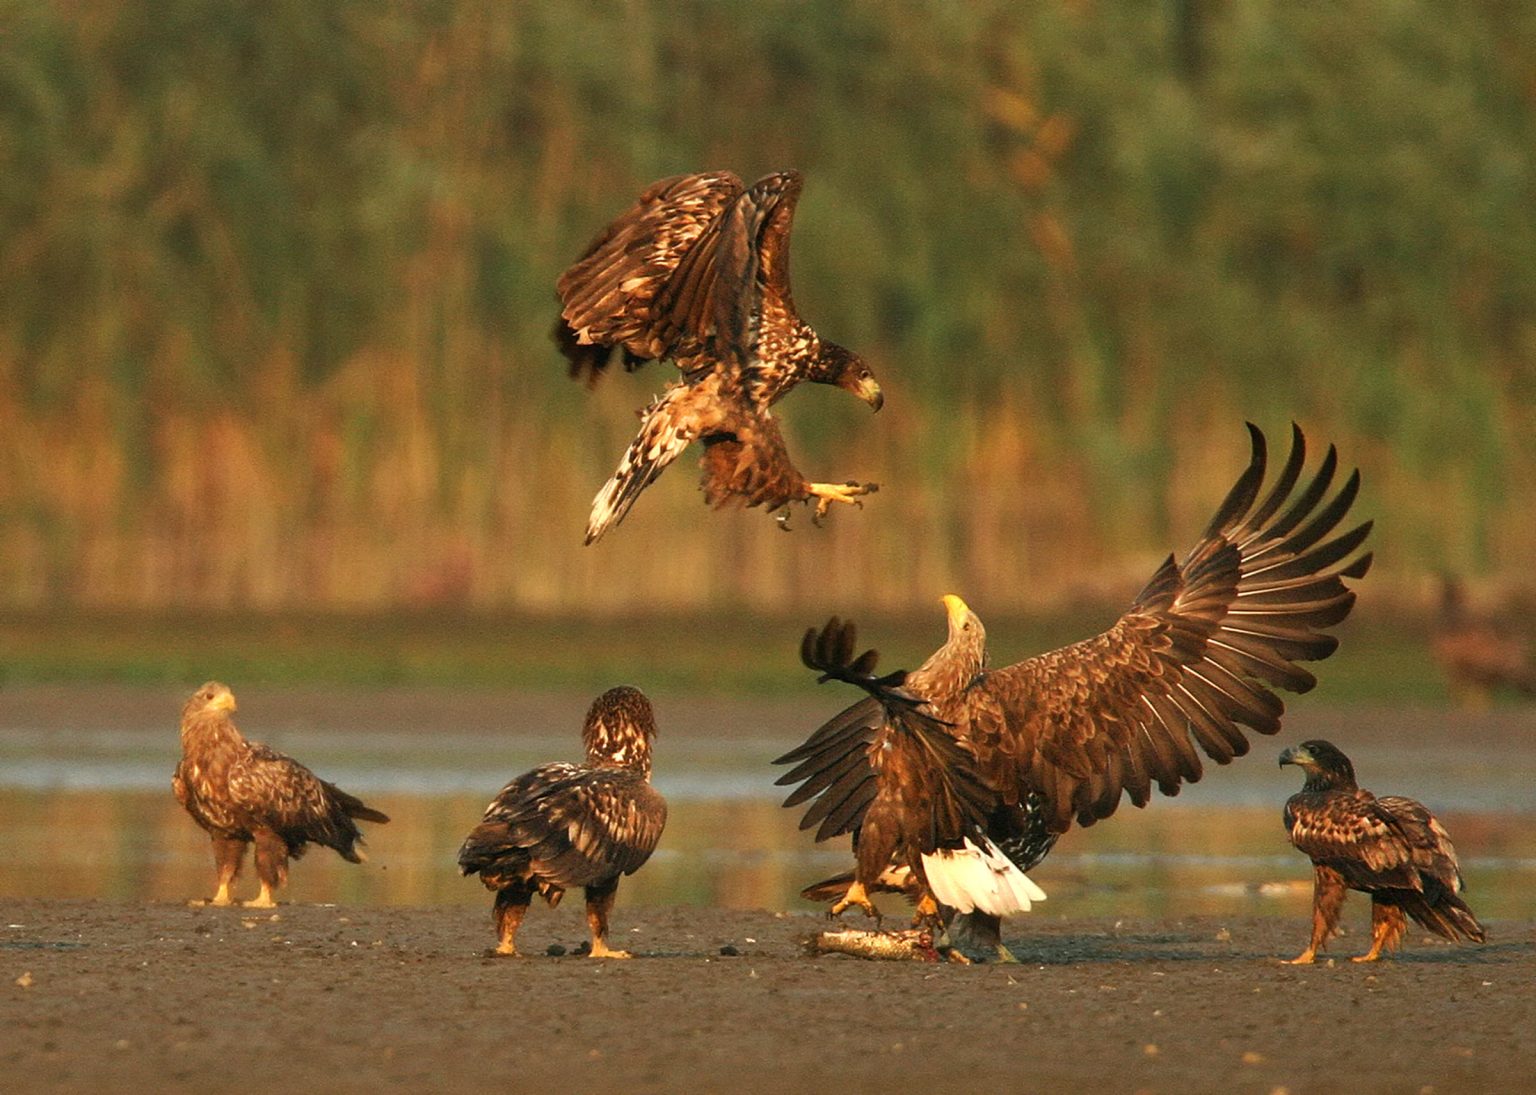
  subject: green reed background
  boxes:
[1,0,1532,615]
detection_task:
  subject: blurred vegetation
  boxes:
[0,606,1452,705]
[0,0,1533,617]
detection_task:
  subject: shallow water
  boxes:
[1,693,1532,922]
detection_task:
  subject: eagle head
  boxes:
[939,593,988,677]
[185,681,238,719]
[1279,739,1358,791]
[583,685,659,774]
[821,342,883,412]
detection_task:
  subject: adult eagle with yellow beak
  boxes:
[776,423,1372,959]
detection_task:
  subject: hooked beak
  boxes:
[941,593,970,629]
[208,690,238,714]
[1278,744,1310,768]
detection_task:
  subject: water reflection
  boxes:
[2,787,1532,922]
[2,694,1533,922]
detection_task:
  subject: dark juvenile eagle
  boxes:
[554,170,883,544]
[457,686,667,959]
[172,682,389,908]
[1279,739,1485,963]
[775,424,1372,958]
[1432,575,1535,706]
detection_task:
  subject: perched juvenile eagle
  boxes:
[775,424,1372,958]
[457,686,667,959]
[554,170,882,543]
[1432,575,1535,706]
[1279,739,1485,963]
[172,682,389,908]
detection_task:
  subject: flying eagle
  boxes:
[1432,575,1535,706]
[775,423,1372,958]
[172,682,389,908]
[1279,739,1485,963]
[554,170,883,544]
[457,686,668,959]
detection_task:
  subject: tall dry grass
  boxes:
[1,0,1532,614]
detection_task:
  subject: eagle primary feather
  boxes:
[554,171,883,543]
[775,423,1372,957]
[171,682,389,908]
[1279,738,1485,963]
[457,686,667,959]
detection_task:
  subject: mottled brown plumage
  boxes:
[172,682,389,908]
[554,171,882,543]
[1432,575,1535,706]
[1280,739,1485,963]
[776,424,1372,954]
[457,686,667,958]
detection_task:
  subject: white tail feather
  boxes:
[922,837,1047,916]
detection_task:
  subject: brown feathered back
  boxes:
[458,686,667,899]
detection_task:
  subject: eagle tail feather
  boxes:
[586,392,696,544]
[922,836,1046,917]
[1403,891,1487,944]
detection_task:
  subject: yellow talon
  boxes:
[829,880,881,921]
[808,481,877,523]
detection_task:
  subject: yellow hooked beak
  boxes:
[207,689,238,714]
[941,593,971,628]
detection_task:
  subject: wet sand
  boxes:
[3,898,1531,1094]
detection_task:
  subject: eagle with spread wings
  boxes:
[1279,739,1485,963]
[457,686,667,959]
[775,424,1373,958]
[173,682,389,908]
[554,170,883,544]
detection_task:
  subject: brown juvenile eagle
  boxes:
[1279,738,1485,963]
[457,686,667,958]
[172,682,389,908]
[775,423,1373,958]
[554,170,882,544]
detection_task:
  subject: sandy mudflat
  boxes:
[2,898,1531,1094]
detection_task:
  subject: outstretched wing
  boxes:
[975,423,1372,831]
[775,619,996,848]
[684,172,806,386]
[555,171,745,382]
[459,764,668,888]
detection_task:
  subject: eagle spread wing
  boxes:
[776,423,1371,915]
[974,423,1371,831]
[555,171,745,382]
[559,171,880,543]
[554,170,807,388]
[458,762,667,892]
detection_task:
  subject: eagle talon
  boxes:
[807,481,876,524]
[829,880,881,922]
